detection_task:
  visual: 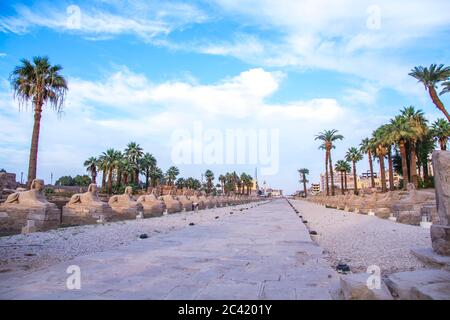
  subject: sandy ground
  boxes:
[0,202,267,274]
[291,199,431,275]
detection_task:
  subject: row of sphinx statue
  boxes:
[0,179,262,233]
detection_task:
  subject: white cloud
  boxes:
[0,1,207,41]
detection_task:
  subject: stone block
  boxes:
[340,273,393,300]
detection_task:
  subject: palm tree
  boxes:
[334,161,347,195]
[409,64,450,121]
[84,157,98,184]
[315,129,344,196]
[388,116,412,189]
[205,170,215,194]
[165,166,180,186]
[371,127,388,192]
[431,118,450,150]
[149,166,163,187]
[140,153,156,190]
[175,178,186,189]
[298,168,309,197]
[345,147,363,195]
[10,56,68,187]
[342,161,351,191]
[97,155,108,193]
[401,106,428,188]
[101,148,120,194]
[359,138,375,188]
[124,142,144,184]
[218,174,225,194]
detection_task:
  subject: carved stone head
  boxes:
[30,179,45,192]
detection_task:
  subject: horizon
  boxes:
[1,0,450,194]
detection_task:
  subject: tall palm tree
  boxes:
[431,118,450,150]
[149,166,163,187]
[165,166,180,186]
[342,161,351,191]
[315,129,344,196]
[124,142,144,184]
[345,147,363,195]
[84,157,98,184]
[401,106,428,188]
[409,64,450,121]
[371,127,388,192]
[298,168,309,197]
[97,155,108,193]
[205,170,215,194]
[359,138,375,188]
[218,174,225,194]
[334,162,346,195]
[388,116,413,189]
[140,153,156,190]
[10,56,68,187]
[101,148,120,194]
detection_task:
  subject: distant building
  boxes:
[320,170,400,192]
[310,183,320,195]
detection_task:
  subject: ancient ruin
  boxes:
[108,186,143,220]
[62,183,112,225]
[0,179,60,233]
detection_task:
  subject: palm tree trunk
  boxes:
[352,161,358,195]
[340,172,344,195]
[117,169,122,191]
[428,86,450,122]
[108,169,113,194]
[379,155,387,192]
[27,108,42,188]
[328,152,335,196]
[135,169,140,185]
[101,167,107,193]
[387,147,394,191]
[145,169,149,190]
[302,173,307,197]
[410,141,419,188]
[368,150,375,188]
[344,172,348,191]
[325,152,329,196]
[92,170,97,184]
[439,137,447,151]
[399,141,409,190]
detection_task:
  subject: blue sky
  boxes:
[0,0,449,193]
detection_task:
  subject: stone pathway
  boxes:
[0,199,338,299]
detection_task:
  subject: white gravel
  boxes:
[0,202,265,274]
[291,200,431,275]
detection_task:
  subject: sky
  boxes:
[0,0,449,194]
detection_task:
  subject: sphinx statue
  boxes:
[136,190,165,217]
[62,183,112,225]
[0,179,60,233]
[160,190,182,214]
[176,191,194,212]
[198,192,213,209]
[390,185,436,224]
[108,186,143,220]
[190,192,206,210]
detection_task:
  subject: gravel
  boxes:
[0,202,263,274]
[291,200,431,275]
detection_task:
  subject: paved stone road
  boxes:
[0,199,337,299]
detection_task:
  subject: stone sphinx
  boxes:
[190,192,206,210]
[62,183,113,225]
[391,184,436,225]
[198,193,213,209]
[0,179,60,233]
[176,191,194,212]
[160,191,182,214]
[108,186,143,220]
[136,190,165,217]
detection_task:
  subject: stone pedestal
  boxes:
[62,205,112,226]
[431,151,450,256]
